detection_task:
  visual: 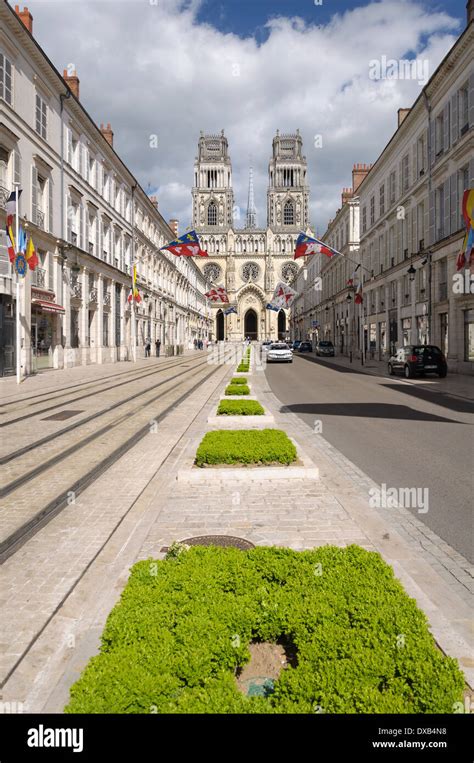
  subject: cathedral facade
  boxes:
[192,130,312,341]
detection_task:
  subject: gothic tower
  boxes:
[267,129,309,230]
[246,165,257,229]
[192,130,234,230]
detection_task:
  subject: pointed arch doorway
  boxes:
[216,309,224,341]
[244,308,258,341]
[278,309,286,340]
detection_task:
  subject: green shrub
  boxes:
[230,377,248,384]
[217,400,265,416]
[195,429,297,465]
[237,364,249,372]
[225,384,250,396]
[65,545,464,714]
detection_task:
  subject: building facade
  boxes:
[192,130,312,340]
[0,3,210,378]
[292,8,474,374]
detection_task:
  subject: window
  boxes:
[402,154,409,192]
[417,133,426,176]
[0,52,12,105]
[370,196,375,226]
[464,310,474,361]
[435,112,444,155]
[389,171,396,204]
[207,201,217,225]
[439,259,447,301]
[459,84,469,133]
[283,200,295,225]
[103,313,109,347]
[417,201,425,249]
[435,186,444,240]
[70,309,80,348]
[459,165,469,229]
[362,206,367,233]
[379,183,385,215]
[35,94,47,139]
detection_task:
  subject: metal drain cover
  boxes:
[161,535,254,552]
[42,410,84,421]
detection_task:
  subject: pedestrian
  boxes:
[145,340,151,358]
[155,338,161,357]
[194,338,198,350]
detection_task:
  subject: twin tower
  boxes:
[192,130,309,232]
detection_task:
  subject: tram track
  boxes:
[0,352,229,565]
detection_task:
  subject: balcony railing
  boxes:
[0,185,9,210]
[32,267,46,288]
[103,292,111,307]
[89,287,98,303]
[36,210,45,230]
[70,281,82,299]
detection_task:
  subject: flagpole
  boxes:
[14,182,21,384]
[131,184,137,363]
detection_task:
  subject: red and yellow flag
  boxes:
[456,188,474,271]
[127,264,141,303]
[26,235,38,271]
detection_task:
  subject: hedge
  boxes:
[230,377,248,385]
[195,429,297,466]
[225,384,250,396]
[217,400,265,416]
[237,364,250,372]
[65,545,464,714]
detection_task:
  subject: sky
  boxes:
[27,0,467,233]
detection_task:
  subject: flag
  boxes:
[354,282,363,304]
[347,263,360,286]
[294,233,339,260]
[266,303,280,312]
[224,305,237,315]
[127,264,141,303]
[268,280,298,309]
[205,285,229,303]
[18,226,27,254]
[26,235,38,271]
[5,189,22,219]
[160,229,208,257]
[6,219,16,263]
[456,189,474,271]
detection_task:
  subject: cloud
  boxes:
[31,0,461,232]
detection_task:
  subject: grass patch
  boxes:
[217,400,265,416]
[225,384,250,396]
[195,429,296,466]
[230,377,248,385]
[65,545,465,714]
[237,364,250,372]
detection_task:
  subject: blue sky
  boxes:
[195,0,467,40]
[33,0,466,231]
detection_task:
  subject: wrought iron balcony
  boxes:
[71,281,82,299]
[103,292,111,307]
[89,287,98,303]
[36,210,45,230]
[0,185,9,210]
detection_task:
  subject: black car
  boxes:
[298,341,313,352]
[292,340,302,350]
[388,345,447,378]
[315,340,335,357]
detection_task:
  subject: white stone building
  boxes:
[0,3,210,377]
[192,130,312,341]
[292,6,474,373]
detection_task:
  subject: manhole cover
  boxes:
[42,410,84,421]
[161,535,254,552]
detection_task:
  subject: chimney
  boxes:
[169,219,179,237]
[63,68,80,99]
[352,163,372,193]
[14,5,33,34]
[341,187,352,206]
[467,0,474,25]
[397,108,411,127]
[149,195,158,209]
[100,123,114,148]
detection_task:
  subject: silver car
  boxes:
[266,343,293,363]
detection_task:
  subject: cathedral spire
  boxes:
[246,163,257,229]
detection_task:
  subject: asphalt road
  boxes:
[265,354,474,562]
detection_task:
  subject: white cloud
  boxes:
[31,0,461,232]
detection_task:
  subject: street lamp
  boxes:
[407,264,416,281]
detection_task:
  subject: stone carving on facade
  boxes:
[281,261,299,283]
[203,262,221,283]
[242,262,260,282]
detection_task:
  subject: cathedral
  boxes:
[192,130,313,341]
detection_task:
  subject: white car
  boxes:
[261,340,273,353]
[266,343,293,363]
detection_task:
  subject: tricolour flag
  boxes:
[456,189,474,271]
[127,264,142,303]
[6,219,16,263]
[268,280,298,309]
[26,235,38,271]
[354,282,363,304]
[5,189,22,219]
[160,229,208,257]
[294,233,339,260]
[347,263,360,286]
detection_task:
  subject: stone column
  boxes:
[110,278,117,363]
[97,273,104,364]
[81,266,89,365]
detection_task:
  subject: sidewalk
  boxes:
[301,351,474,400]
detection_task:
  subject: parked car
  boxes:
[388,345,447,378]
[261,340,273,352]
[267,343,293,363]
[298,341,313,352]
[292,340,302,350]
[315,340,335,357]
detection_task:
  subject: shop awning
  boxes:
[32,299,65,314]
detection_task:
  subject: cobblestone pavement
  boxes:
[0,349,472,713]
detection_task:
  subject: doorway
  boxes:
[216,309,224,341]
[277,309,286,339]
[244,308,258,340]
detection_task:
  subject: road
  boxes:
[265,354,474,562]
